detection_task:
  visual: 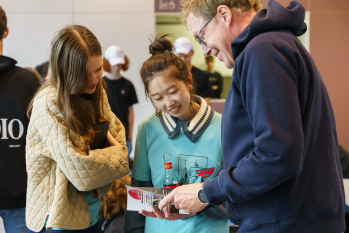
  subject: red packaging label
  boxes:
[196,167,215,178]
[163,184,179,188]
[128,190,142,200]
[164,162,173,169]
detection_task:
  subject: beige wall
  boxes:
[259,0,349,150]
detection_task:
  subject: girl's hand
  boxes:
[106,131,123,150]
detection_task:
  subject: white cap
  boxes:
[104,45,125,66]
[174,37,193,55]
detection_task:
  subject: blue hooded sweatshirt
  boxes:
[203,1,345,232]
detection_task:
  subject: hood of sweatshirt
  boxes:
[232,0,307,60]
[0,55,17,73]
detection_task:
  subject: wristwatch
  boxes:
[197,184,209,205]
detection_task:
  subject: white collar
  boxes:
[158,96,214,142]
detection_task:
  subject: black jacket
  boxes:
[340,145,349,178]
[0,55,40,209]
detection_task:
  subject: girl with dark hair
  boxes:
[25,25,130,233]
[124,35,229,233]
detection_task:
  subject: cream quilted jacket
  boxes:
[25,86,130,232]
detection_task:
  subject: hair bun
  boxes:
[149,34,173,56]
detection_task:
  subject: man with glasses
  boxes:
[173,36,213,105]
[158,0,345,232]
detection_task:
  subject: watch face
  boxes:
[198,188,208,204]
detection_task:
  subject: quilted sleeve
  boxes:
[87,92,132,198]
[27,88,129,192]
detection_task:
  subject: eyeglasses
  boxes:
[194,16,213,47]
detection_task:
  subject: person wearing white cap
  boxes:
[174,36,213,105]
[103,45,138,171]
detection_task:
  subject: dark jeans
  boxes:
[29,221,101,233]
[0,207,28,233]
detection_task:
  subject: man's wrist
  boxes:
[197,183,209,205]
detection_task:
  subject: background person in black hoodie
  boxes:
[157,0,345,232]
[0,5,40,233]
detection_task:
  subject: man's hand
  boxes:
[159,183,207,214]
[139,205,194,221]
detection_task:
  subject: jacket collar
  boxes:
[158,96,214,142]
